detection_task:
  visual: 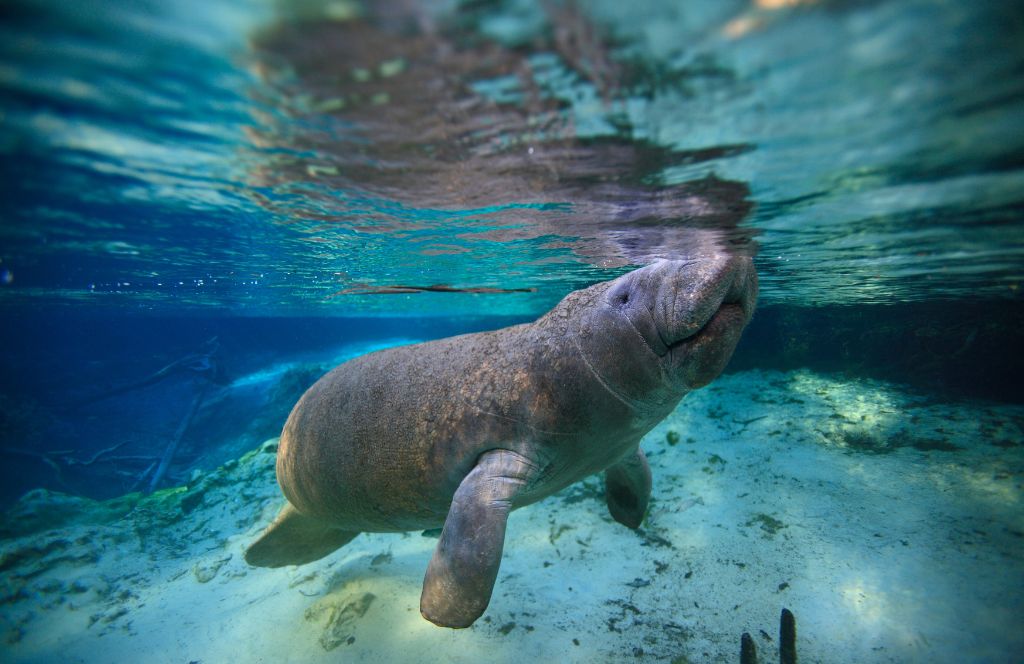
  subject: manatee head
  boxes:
[564,255,757,414]
[605,256,758,390]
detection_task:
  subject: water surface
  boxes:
[2,0,1021,314]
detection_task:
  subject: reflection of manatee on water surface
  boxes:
[246,1,758,272]
[245,256,758,627]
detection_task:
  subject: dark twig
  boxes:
[89,454,162,464]
[60,441,133,466]
[735,608,796,664]
[780,608,797,664]
[740,632,759,664]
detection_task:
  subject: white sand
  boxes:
[2,369,1022,663]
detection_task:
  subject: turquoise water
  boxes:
[2,0,1021,315]
[1,1,1023,662]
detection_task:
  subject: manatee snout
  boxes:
[662,255,757,387]
[658,255,756,335]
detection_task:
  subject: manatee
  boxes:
[244,256,758,628]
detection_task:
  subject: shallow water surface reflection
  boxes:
[3,0,1019,313]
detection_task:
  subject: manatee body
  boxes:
[245,256,758,628]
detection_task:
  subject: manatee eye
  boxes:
[617,291,629,305]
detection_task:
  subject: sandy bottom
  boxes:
[2,369,1022,663]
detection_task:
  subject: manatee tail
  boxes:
[245,503,359,567]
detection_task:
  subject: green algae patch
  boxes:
[839,430,893,454]
[0,438,280,543]
[701,453,727,475]
[910,438,961,452]
[378,58,406,78]
[745,513,787,538]
[139,486,188,510]
[837,429,962,455]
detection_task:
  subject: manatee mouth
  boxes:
[664,301,745,352]
[663,299,748,389]
[693,302,745,343]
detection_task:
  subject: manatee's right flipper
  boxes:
[420,449,536,628]
[604,446,652,529]
[245,503,359,567]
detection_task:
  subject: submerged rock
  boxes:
[304,591,376,651]
[0,438,282,644]
[193,555,232,583]
[0,489,136,540]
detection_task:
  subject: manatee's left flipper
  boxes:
[420,449,537,628]
[244,503,359,568]
[604,446,652,529]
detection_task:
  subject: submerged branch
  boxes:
[70,337,219,408]
[146,379,211,494]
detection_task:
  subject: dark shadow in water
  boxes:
[245,0,758,275]
[333,284,538,295]
[730,300,1024,403]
